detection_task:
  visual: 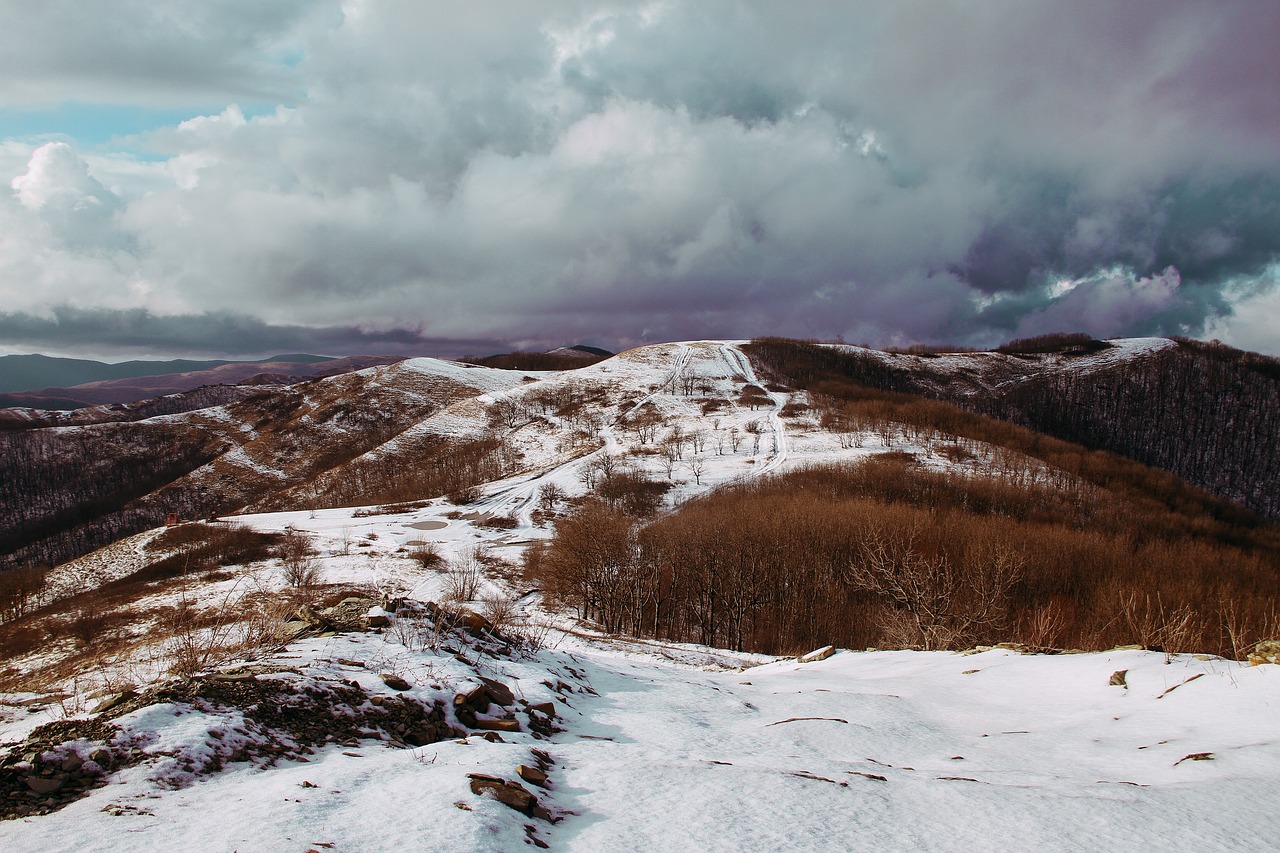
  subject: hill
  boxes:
[1,337,1278,848]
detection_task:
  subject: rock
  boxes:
[529,702,556,718]
[380,673,412,691]
[295,604,326,627]
[281,621,311,640]
[477,732,505,743]
[798,645,836,664]
[89,748,111,764]
[1111,644,1144,651]
[365,614,390,628]
[474,717,521,733]
[457,685,492,713]
[1109,669,1128,687]
[1249,640,1280,666]
[517,764,549,788]
[478,677,515,706]
[92,691,137,715]
[209,672,257,682]
[25,775,66,795]
[458,610,492,633]
[467,774,538,814]
[60,754,83,773]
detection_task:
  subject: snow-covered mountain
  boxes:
[2,338,1279,849]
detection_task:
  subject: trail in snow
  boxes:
[720,342,789,478]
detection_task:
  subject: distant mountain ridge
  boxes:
[0,355,401,410]
[0,353,334,394]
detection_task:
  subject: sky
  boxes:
[1,0,1278,360]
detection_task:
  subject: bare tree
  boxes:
[845,529,1020,650]
[538,482,566,513]
[487,397,529,430]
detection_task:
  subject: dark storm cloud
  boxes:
[1,0,1278,356]
[0,306,503,359]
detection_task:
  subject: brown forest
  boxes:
[529,339,1280,658]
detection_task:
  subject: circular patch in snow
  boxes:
[406,520,449,531]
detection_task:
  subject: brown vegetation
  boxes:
[529,457,1280,657]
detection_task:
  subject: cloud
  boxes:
[0,306,505,359]
[0,0,1278,357]
[0,0,332,106]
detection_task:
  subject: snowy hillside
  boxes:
[3,339,1279,849]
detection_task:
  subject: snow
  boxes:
[6,630,1278,851]
[4,339,1279,850]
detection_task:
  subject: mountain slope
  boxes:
[746,336,1280,520]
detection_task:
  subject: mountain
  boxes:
[0,337,1277,847]
[0,353,333,394]
[0,354,402,410]
[3,336,1277,572]
[746,335,1280,520]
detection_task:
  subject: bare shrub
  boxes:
[161,585,287,677]
[390,611,445,653]
[162,599,240,677]
[409,541,444,569]
[1117,591,1206,653]
[279,529,322,589]
[442,549,484,603]
[67,606,109,649]
[1016,599,1069,649]
[480,594,518,632]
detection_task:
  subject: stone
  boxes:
[365,614,390,628]
[517,764,549,788]
[458,610,492,633]
[467,774,537,814]
[478,677,515,706]
[25,776,66,795]
[60,754,83,773]
[92,691,137,715]
[380,673,412,691]
[474,717,521,733]
[798,645,836,664]
[1249,639,1280,666]
[1109,669,1128,687]
[457,685,492,713]
[89,748,111,764]
[281,621,311,640]
[1112,644,1144,651]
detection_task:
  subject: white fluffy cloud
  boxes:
[1,0,1278,357]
